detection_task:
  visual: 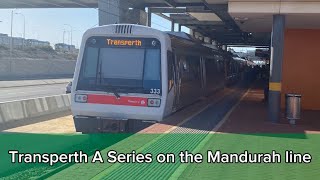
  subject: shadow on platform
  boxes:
[217,84,320,139]
[152,80,320,138]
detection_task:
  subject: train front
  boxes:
[71,25,170,133]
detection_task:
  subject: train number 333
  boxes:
[150,89,161,95]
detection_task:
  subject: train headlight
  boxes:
[152,40,157,46]
[91,38,97,45]
[75,94,88,103]
[148,98,161,107]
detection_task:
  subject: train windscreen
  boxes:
[77,37,162,95]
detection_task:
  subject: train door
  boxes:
[171,50,181,112]
[164,50,173,115]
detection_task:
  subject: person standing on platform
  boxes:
[263,64,270,102]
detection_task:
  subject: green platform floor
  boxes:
[42,133,320,180]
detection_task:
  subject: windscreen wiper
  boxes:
[112,88,121,99]
[96,68,120,99]
[106,84,121,99]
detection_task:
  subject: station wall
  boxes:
[282,29,320,110]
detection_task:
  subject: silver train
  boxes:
[71,24,245,133]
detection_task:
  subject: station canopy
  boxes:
[0,0,271,46]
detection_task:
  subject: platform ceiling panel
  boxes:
[189,12,222,21]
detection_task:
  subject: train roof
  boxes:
[164,31,228,57]
[84,24,231,58]
[165,31,196,41]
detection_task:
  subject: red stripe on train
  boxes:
[87,94,148,107]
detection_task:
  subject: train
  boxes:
[71,24,246,133]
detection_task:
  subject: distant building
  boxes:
[13,37,24,48]
[0,33,50,48]
[55,43,76,52]
[0,34,24,48]
[0,33,10,47]
[26,39,50,47]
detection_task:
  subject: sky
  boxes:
[0,8,189,49]
[0,8,251,52]
[0,8,99,48]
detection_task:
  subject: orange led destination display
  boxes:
[107,39,142,46]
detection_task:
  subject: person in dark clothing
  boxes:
[243,66,250,87]
[264,82,269,102]
[262,64,270,102]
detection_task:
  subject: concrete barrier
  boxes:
[0,94,71,131]
[0,59,76,80]
[0,78,72,88]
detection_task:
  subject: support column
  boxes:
[147,9,152,27]
[98,0,147,26]
[268,15,285,123]
[178,24,182,32]
[222,45,227,51]
[212,40,217,46]
[204,37,211,44]
[190,29,195,37]
[171,21,175,32]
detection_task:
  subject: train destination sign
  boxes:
[87,37,160,49]
[107,39,142,46]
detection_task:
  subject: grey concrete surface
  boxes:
[0,78,71,88]
[0,59,76,79]
[0,94,71,131]
[98,0,147,26]
[0,83,68,102]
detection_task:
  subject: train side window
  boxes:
[186,56,201,82]
[216,56,224,73]
[167,51,174,91]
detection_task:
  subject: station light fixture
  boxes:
[234,17,249,21]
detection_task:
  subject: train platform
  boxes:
[142,81,320,135]
[45,84,318,179]
[218,86,320,134]
[176,85,320,180]
[2,83,320,179]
